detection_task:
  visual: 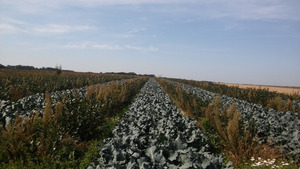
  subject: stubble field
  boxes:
[224,83,300,95]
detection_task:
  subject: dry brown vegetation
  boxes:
[225,83,300,95]
[204,97,283,165]
[171,78,300,115]
[0,69,135,101]
[157,79,284,167]
[0,77,148,168]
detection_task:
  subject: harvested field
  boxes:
[224,83,300,95]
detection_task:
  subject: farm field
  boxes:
[0,69,299,168]
[2,0,299,168]
[224,83,300,95]
[159,79,299,168]
[0,69,136,101]
[169,78,300,115]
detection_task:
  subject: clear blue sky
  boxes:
[1,0,300,86]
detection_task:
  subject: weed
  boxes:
[0,77,148,168]
[158,79,285,167]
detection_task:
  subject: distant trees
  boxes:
[6,65,36,70]
[55,64,62,75]
[105,72,137,76]
[104,72,155,77]
[0,64,72,72]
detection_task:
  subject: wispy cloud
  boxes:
[2,0,299,20]
[0,23,24,34]
[127,27,147,34]
[92,44,123,50]
[1,17,26,25]
[0,17,27,34]
[82,0,300,21]
[0,0,194,14]
[125,45,142,51]
[92,44,159,51]
[112,27,148,39]
[0,17,96,35]
[193,0,300,20]
[63,44,87,49]
[197,47,231,52]
[33,24,95,34]
[125,45,158,51]
[148,46,159,52]
[63,42,159,51]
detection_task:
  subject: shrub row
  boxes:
[0,79,137,127]
[169,78,300,115]
[0,69,135,101]
[158,79,299,168]
[0,77,147,168]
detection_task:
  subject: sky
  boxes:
[1,0,300,86]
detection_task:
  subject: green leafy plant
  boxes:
[0,77,148,168]
[158,79,285,167]
[0,69,136,101]
[169,78,300,114]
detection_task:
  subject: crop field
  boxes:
[0,69,136,101]
[0,70,299,168]
[224,83,300,96]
